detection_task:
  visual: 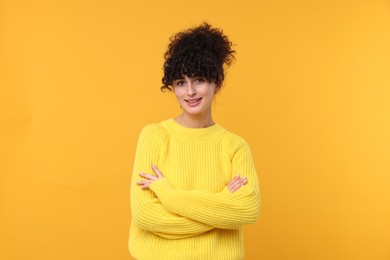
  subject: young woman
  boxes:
[129,22,260,260]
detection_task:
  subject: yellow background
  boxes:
[1,0,390,259]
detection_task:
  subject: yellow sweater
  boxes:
[129,118,260,260]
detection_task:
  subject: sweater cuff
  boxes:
[149,178,173,201]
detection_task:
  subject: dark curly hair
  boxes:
[161,22,236,92]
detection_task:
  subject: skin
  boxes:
[137,75,247,193]
[172,76,218,128]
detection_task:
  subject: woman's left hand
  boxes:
[136,164,164,189]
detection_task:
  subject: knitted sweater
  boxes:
[129,118,260,260]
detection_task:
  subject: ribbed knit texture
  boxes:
[129,118,260,260]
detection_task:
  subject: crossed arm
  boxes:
[130,125,260,238]
[137,164,247,192]
[137,163,258,229]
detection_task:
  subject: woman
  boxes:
[129,22,260,260]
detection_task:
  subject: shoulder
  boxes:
[221,128,249,146]
[220,130,256,165]
[140,123,164,135]
[137,122,167,143]
[220,129,252,153]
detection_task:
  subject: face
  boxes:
[172,76,218,117]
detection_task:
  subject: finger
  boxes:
[139,172,158,181]
[140,183,151,189]
[230,177,247,192]
[227,174,240,189]
[229,183,240,192]
[228,180,241,192]
[229,182,242,192]
[136,180,152,186]
[230,176,244,187]
[152,164,164,178]
[139,180,155,189]
[239,177,248,186]
[227,175,240,191]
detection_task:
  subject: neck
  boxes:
[174,112,215,128]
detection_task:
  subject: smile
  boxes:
[185,98,202,107]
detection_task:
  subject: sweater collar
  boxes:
[161,118,226,141]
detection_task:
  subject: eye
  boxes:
[195,77,205,84]
[174,80,185,87]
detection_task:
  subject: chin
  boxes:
[183,110,202,116]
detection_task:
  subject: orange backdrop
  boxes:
[1,0,390,259]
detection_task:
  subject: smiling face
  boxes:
[172,76,219,117]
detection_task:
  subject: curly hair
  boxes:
[161,22,236,92]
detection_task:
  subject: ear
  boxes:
[214,76,223,93]
[214,82,222,93]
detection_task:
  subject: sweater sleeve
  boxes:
[130,125,214,239]
[149,139,261,229]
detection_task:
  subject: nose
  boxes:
[186,82,197,96]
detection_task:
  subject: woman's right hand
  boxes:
[227,174,247,193]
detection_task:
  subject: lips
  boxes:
[185,98,202,107]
